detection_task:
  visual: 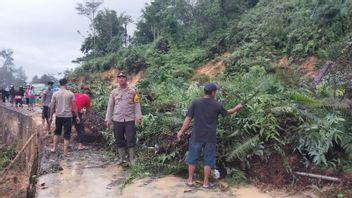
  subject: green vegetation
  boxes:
[68,0,352,190]
[0,146,16,170]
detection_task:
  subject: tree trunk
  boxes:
[311,61,334,90]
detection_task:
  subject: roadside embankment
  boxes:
[0,104,41,198]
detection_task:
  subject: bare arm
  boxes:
[135,102,142,126]
[41,91,46,104]
[227,103,243,115]
[72,100,79,117]
[49,95,56,121]
[105,93,115,127]
[177,116,193,141]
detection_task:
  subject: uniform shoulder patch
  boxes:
[133,92,140,103]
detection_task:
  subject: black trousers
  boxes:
[15,99,22,106]
[42,106,50,121]
[54,117,72,140]
[73,113,85,143]
[113,121,136,148]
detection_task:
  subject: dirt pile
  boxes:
[192,52,231,80]
[192,60,226,80]
[299,56,317,78]
[277,55,318,79]
[130,70,144,86]
[247,151,352,197]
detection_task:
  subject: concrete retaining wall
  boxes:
[0,105,40,197]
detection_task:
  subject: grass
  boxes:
[0,145,16,171]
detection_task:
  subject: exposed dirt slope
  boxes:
[192,52,231,80]
[277,55,318,79]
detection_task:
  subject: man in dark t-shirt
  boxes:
[177,83,242,189]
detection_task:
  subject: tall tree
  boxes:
[80,9,127,55]
[76,0,104,55]
[0,49,28,87]
[0,49,15,72]
[31,75,40,84]
[31,74,57,84]
[119,13,133,47]
[14,66,27,85]
[0,49,18,87]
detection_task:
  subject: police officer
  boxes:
[105,72,142,165]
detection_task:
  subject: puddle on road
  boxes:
[123,177,304,198]
[36,165,126,198]
[37,155,300,198]
[36,138,300,198]
[36,162,303,198]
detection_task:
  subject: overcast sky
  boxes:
[0,0,150,80]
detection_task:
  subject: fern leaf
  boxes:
[226,135,260,162]
[289,91,323,107]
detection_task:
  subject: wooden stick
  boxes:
[295,171,341,182]
[241,90,260,105]
[0,131,38,180]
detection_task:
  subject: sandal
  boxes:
[185,181,194,187]
[78,146,88,151]
[202,183,215,189]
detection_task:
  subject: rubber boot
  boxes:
[117,148,126,165]
[128,147,136,166]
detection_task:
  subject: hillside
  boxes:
[68,0,352,196]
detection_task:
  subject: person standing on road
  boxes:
[4,86,10,102]
[50,78,80,156]
[73,89,91,150]
[105,72,142,165]
[14,87,23,109]
[28,86,36,111]
[19,86,25,107]
[0,87,5,103]
[177,83,242,189]
[9,85,15,106]
[25,84,30,109]
[42,81,54,132]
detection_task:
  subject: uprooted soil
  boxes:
[277,55,318,79]
[192,52,231,80]
[299,56,318,78]
[247,152,352,197]
[193,60,226,80]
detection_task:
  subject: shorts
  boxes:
[42,106,50,120]
[54,117,72,140]
[29,98,36,104]
[15,99,22,105]
[186,142,216,167]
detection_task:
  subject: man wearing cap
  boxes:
[42,81,54,132]
[177,83,243,189]
[105,72,142,165]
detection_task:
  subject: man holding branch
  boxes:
[177,83,242,189]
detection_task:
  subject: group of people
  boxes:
[42,79,91,155]
[48,71,243,189]
[0,84,37,110]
